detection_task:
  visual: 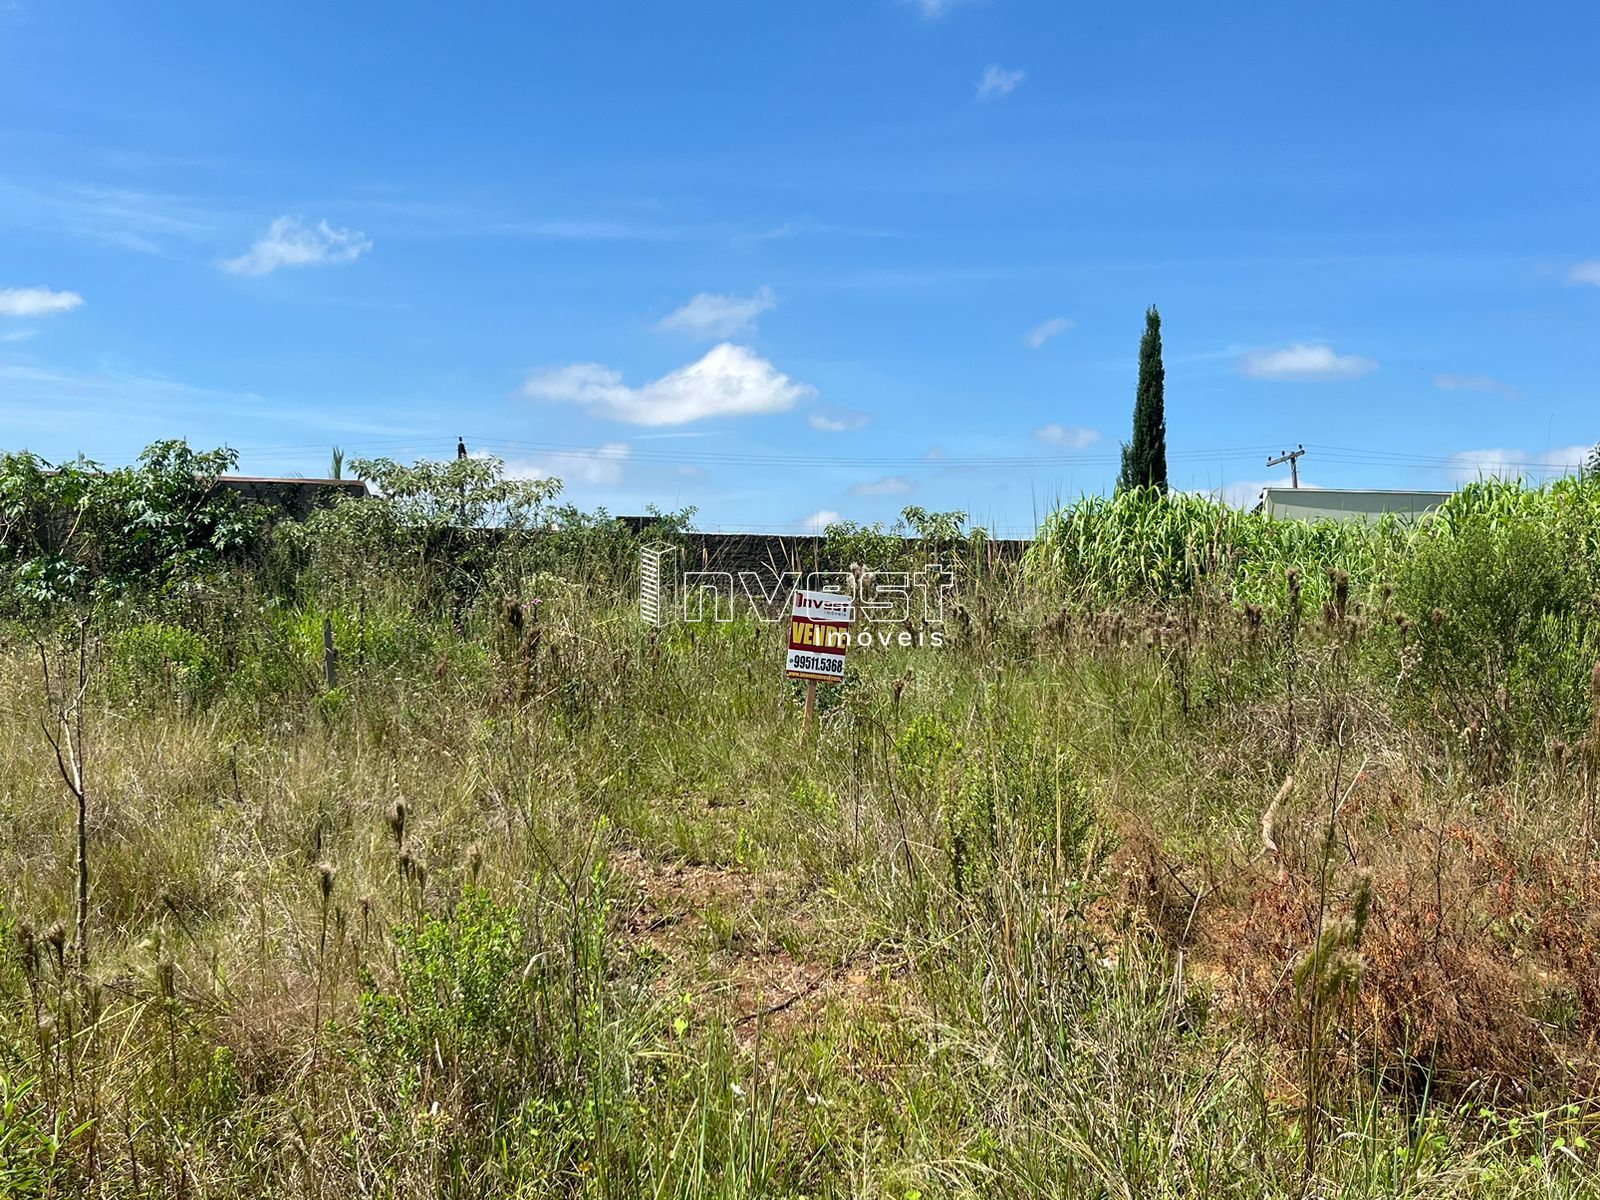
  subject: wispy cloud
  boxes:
[903,0,971,17]
[0,359,421,443]
[491,217,684,241]
[1449,445,1590,483]
[656,286,777,339]
[1434,373,1520,400]
[1565,260,1600,286]
[1237,343,1377,381]
[497,443,630,487]
[0,286,83,317]
[732,218,900,246]
[0,177,216,253]
[850,475,914,496]
[524,343,813,426]
[976,65,1025,99]
[808,405,869,433]
[222,216,372,277]
[800,509,841,532]
[1023,316,1073,349]
[1034,423,1100,449]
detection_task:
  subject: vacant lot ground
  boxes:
[4,465,1600,1196]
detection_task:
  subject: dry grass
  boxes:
[2,569,1600,1197]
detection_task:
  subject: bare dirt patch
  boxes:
[611,848,902,1042]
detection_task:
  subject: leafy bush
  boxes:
[360,889,530,1102]
[1400,481,1600,747]
[947,722,1094,894]
[0,440,258,614]
[108,621,221,709]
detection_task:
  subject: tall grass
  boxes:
[2,465,1600,1195]
[1028,477,1600,612]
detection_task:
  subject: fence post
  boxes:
[323,618,338,689]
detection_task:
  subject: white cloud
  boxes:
[1448,445,1590,483]
[656,286,777,338]
[0,329,36,343]
[1034,423,1100,449]
[977,65,1026,99]
[1023,316,1073,349]
[1434,373,1520,399]
[1237,343,1377,381]
[496,443,630,487]
[808,405,869,433]
[800,509,842,532]
[523,343,813,426]
[0,286,84,317]
[1213,475,1314,509]
[850,475,914,496]
[222,215,372,277]
[904,0,971,16]
[1566,261,1600,286]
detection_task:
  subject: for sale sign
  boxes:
[785,589,854,683]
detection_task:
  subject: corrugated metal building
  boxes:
[1259,487,1452,523]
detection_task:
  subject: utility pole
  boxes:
[456,437,467,524]
[1267,444,1306,488]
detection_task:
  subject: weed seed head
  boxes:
[387,800,408,846]
[15,920,39,977]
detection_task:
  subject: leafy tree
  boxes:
[293,454,565,608]
[0,440,256,611]
[1117,305,1168,493]
[346,454,561,533]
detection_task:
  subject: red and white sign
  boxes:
[785,589,854,683]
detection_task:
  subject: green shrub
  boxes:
[109,621,221,708]
[1399,487,1600,747]
[359,889,530,1101]
[0,440,258,615]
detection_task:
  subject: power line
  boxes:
[165,435,1590,478]
[224,434,1285,471]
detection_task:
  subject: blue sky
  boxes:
[2,0,1598,533]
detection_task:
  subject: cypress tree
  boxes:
[1118,305,1168,493]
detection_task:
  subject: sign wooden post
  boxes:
[785,589,853,739]
[322,617,338,689]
